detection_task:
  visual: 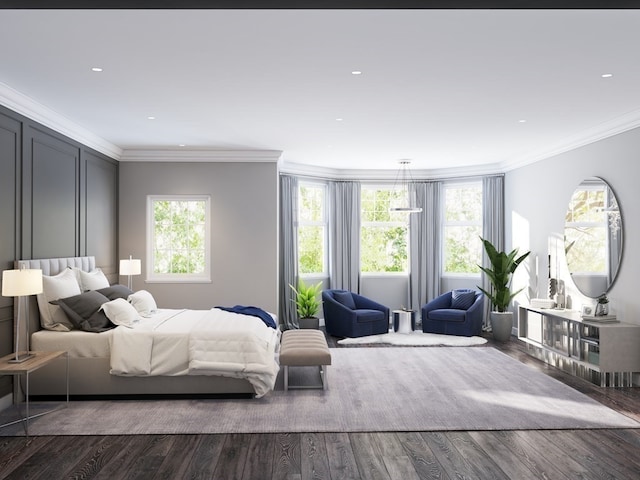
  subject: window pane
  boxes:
[362,187,406,223]
[443,183,483,274]
[444,226,482,273]
[361,186,409,273]
[149,197,209,279]
[299,226,324,274]
[297,184,327,275]
[445,186,482,222]
[361,225,408,273]
[299,185,324,222]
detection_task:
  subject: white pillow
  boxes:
[128,290,157,316]
[100,298,140,328]
[37,268,82,331]
[72,267,110,291]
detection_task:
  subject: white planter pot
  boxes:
[490,311,513,342]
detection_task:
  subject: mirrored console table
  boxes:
[518,306,640,387]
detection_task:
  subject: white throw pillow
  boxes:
[37,268,82,331]
[73,267,110,291]
[100,298,140,328]
[128,290,157,316]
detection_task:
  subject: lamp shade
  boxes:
[2,269,43,297]
[120,258,141,276]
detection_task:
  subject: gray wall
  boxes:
[505,127,640,325]
[119,161,279,313]
[0,104,119,399]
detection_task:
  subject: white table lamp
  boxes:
[2,268,43,363]
[119,255,141,290]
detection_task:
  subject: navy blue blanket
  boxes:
[215,305,277,329]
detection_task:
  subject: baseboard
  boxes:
[0,393,12,412]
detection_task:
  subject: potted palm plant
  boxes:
[478,237,530,341]
[289,280,323,329]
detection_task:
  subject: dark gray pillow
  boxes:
[97,284,134,301]
[52,290,114,332]
[334,291,356,310]
[451,290,476,310]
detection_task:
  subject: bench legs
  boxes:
[283,365,329,391]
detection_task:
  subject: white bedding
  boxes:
[32,329,112,358]
[109,308,281,397]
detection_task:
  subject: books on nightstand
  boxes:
[581,314,618,323]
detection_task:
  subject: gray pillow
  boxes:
[450,290,476,310]
[334,291,356,310]
[52,290,114,332]
[97,284,134,301]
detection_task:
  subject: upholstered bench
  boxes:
[279,329,331,391]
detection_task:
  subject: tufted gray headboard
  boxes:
[15,256,96,350]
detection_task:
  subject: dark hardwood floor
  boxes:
[1,334,639,480]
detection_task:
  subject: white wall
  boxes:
[119,161,279,313]
[505,127,640,325]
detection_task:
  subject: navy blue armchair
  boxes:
[322,289,390,338]
[421,289,484,337]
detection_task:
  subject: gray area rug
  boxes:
[1,347,638,436]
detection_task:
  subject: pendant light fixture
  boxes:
[389,160,422,213]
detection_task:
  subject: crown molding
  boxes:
[279,160,504,181]
[500,108,640,172]
[119,149,283,163]
[0,82,122,160]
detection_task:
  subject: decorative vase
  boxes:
[595,302,609,316]
[490,311,513,342]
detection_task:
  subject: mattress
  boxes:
[32,329,112,358]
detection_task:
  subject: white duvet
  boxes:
[109,308,280,397]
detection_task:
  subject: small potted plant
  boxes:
[289,280,323,329]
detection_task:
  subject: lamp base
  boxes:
[8,352,34,364]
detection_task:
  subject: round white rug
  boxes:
[337,331,487,346]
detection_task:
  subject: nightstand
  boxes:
[0,350,69,436]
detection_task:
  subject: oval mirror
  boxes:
[564,177,623,298]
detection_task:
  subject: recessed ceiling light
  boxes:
[179,144,186,147]
[601,73,613,78]
[147,116,156,120]
[351,70,362,75]
[91,67,103,72]
[518,119,527,123]
[336,118,343,122]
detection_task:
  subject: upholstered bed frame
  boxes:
[16,256,255,398]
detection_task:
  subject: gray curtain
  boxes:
[409,181,441,319]
[279,175,299,330]
[328,180,361,292]
[482,175,505,329]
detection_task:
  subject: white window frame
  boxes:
[360,184,409,276]
[297,181,328,277]
[441,181,483,277]
[146,194,211,283]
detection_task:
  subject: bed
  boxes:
[15,256,280,398]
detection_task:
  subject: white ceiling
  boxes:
[2,9,640,175]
